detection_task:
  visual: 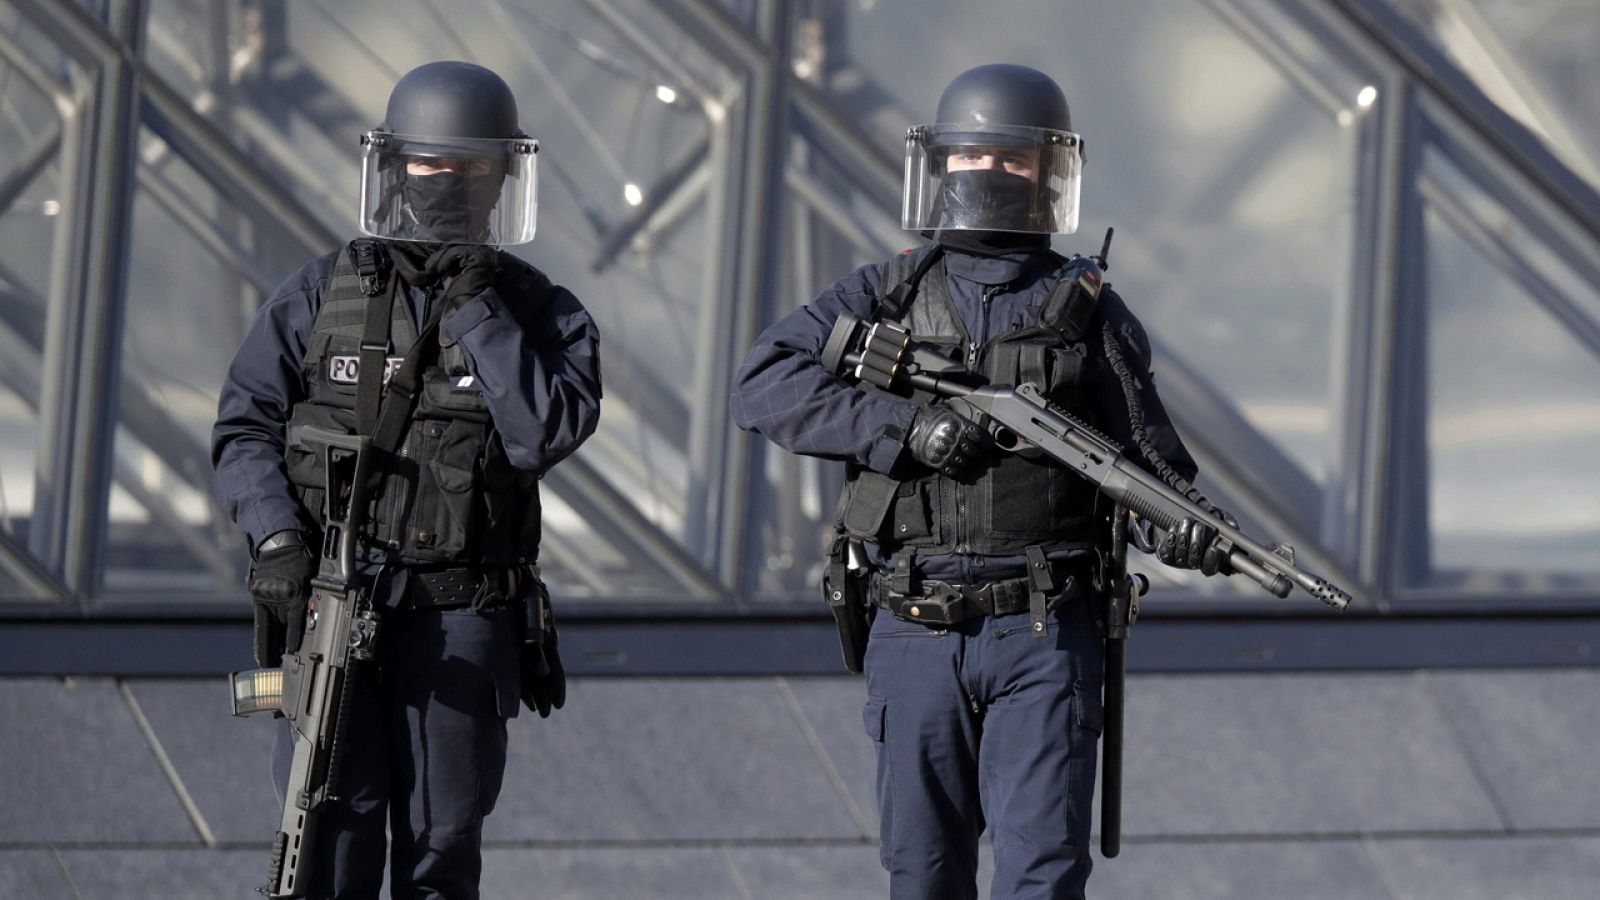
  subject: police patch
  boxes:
[328,354,405,385]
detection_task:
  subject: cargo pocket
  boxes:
[885,481,937,544]
[419,377,492,423]
[862,695,886,743]
[420,459,477,558]
[985,453,1063,537]
[1072,679,1103,737]
[1044,347,1088,407]
[863,694,894,866]
[840,472,899,538]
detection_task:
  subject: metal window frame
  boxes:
[1,0,1598,632]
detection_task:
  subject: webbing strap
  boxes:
[873,245,945,321]
[368,294,454,459]
[354,283,396,437]
[1025,544,1055,638]
[889,553,918,599]
[824,534,849,609]
[352,241,395,437]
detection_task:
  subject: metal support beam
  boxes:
[664,0,792,589]
[20,0,145,601]
[1376,85,1432,594]
[0,529,65,602]
[1344,74,1413,607]
[0,303,68,602]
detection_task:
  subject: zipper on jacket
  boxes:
[966,284,1002,368]
[956,282,1007,553]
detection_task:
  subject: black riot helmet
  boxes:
[902,64,1084,234]
[359,61,540,245]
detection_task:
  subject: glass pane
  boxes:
[1381,0,1600,192]
[144,0,362,230]
[0,16,76,602]
[101,127,253,597]
[1408,154,1600,593]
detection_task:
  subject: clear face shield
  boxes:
[359,132,539,245]
[901,124,1083,234]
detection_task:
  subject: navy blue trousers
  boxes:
[863,596,1105,900]
[273,601,522,900]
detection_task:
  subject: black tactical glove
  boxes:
[1155,509,1237,577]
[519,578,567,719]
[905,404,994,479]
[434,244,500,313]
[521,625,567,719]
[248,533,317,660]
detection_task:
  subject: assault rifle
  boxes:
[229,428,380,898]
[820,310,1352,857]
[821,310,1352,608]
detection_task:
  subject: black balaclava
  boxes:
[399,170,503,243]
[388,238,445,287]
[936,228,1051,257]
[931,169,1052,256]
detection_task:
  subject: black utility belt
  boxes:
[868,571,1082,627]
[407,566,511,610]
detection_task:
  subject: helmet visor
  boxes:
[901,123,1082,234]
[359,132,538,245]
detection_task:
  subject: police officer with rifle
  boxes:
[213,61,601,898]
[731,63,1311,899]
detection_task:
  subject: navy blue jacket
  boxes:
[731,246,1195,583]
[213,248,602,553]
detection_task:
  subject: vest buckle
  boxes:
[349,239,389,297]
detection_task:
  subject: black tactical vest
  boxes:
[837,246,1107,555]
[282,242,543,566]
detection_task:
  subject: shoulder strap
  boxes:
[349,240,396,437]
[369,294,451,457]
[872,244,945,322]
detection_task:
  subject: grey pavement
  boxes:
[3,669,1599,899]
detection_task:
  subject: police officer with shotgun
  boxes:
[732,64,1236,899]
[213,60,601,898]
